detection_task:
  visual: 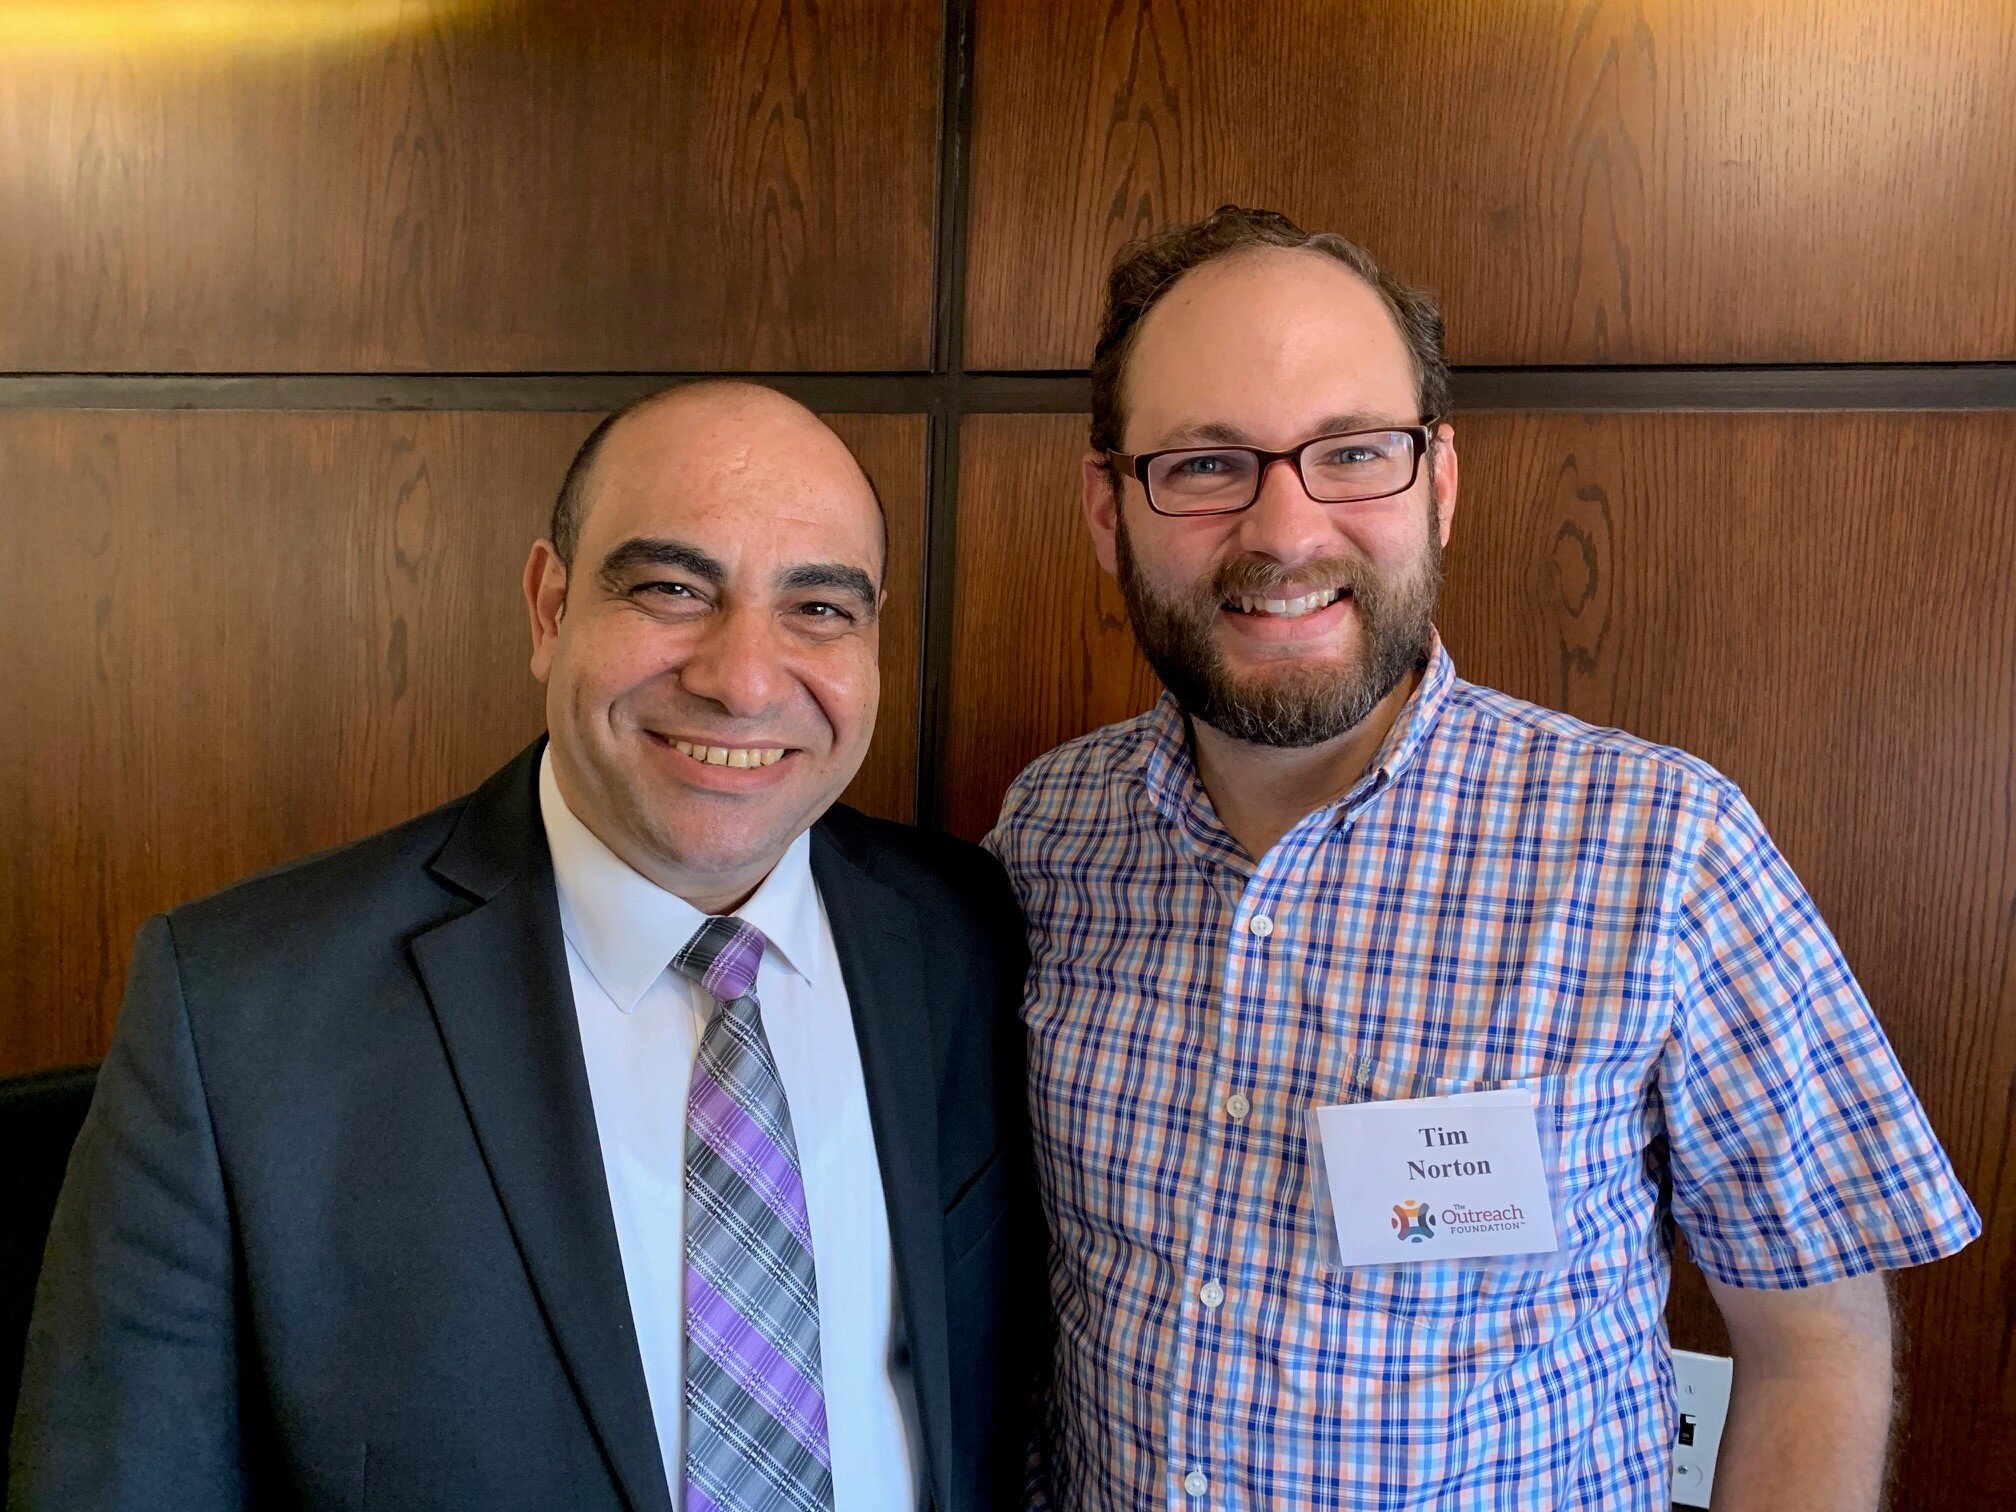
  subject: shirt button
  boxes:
[1199,1279,1225,1308]
[1224,1092,1251,1120]
[1248,913,1274,937]
[1184,1469,1209,1498]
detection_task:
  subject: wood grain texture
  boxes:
[1443,411,2016,1506]
[945,409,2015,1505]
[830,413,926,827]
[942,415,1160,842]
[965,0,2016,368]
[0,0,939,371]
[0,408,924,1075]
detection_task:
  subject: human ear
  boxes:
[524,539,569,682]
[1081,452,1122,577]
[1429,423,1459,548]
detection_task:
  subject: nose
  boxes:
[676,604,792,719]
[1232,454,1338,566]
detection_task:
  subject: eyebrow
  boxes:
[1153,412,1409,449]
[597,537,726,590]
[777,562,880,618]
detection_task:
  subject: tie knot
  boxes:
[672,915,766,1004]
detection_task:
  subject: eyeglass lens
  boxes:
[1146,430,1419,513]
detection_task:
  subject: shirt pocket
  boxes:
[1310,1059,1577,1314]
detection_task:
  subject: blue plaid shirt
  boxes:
[985,638,1977,1510]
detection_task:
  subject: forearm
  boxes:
[1711,1350,1892,1511]
[1707,1273,1895,1512]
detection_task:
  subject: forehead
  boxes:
[1123,247,1420,445]
[581,401,882,570]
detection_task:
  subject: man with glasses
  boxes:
[985,207,1977,1509]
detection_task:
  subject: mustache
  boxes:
[1205,553,1370,601]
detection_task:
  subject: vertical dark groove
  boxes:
[914,0,978,830]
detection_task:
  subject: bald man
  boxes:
[11,383,1043,1512]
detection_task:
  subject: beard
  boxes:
[1114,499,1442,750]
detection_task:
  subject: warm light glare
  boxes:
[0,0,489,53]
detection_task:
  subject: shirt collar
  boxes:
[1370,630,1455,791]
[537,748,821,1013]
[1134,629,1458,843]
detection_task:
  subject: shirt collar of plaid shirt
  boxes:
[1132,629,1459,864]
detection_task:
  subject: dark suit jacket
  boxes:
[9,744,1042,1511]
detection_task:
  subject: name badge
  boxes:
[1311,1085,1559,1267]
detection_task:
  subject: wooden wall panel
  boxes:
[945,409,2016,1506]
[831,414,926,828]
[944,414,1158,841]
[965,0,2016,369]
[1439,411,2016,1508]
[0,0,940,371]
[0,408,925,1076]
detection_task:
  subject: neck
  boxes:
[672,876,767,917]
[594,819,774,918]
[1187,665,1421,861]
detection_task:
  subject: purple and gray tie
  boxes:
[672,915,833,1512]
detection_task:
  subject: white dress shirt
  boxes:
[538,752,924,1510]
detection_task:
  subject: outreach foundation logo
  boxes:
[1391,1198,1437,1243]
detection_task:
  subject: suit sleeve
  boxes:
[8,914,250,1511]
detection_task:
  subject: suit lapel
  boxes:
[812,817,953,1512]
[411,745,672,1512]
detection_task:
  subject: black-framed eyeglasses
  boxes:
[1108,421,1439,517]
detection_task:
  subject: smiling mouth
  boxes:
[1221,586,1350,619]
[666,739,789,769]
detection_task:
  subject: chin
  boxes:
[655,813,785,868]
[1226,649,1363,687]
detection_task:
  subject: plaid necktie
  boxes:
[673,915,834,1512]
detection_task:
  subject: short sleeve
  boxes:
[1658,785,1979,1287]
[980,765,1035,895]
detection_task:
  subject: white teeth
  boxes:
[1229,588,1345,618]
[670,740,788,768]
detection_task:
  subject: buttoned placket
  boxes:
[1140,699,1413,1506]
[1166,808,1350,1508]
[1164,759,1410,1508]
